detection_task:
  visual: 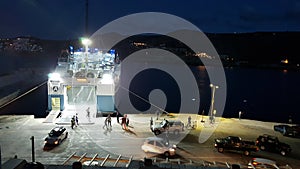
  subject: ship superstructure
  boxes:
[47,48,117,116]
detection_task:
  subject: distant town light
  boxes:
[281,59,288,64]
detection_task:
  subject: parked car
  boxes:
[274,124,300,137]
[248,158,280,169]
[214,136,258,156]
[44,126,68,145]
[141,137,176,157]
[151,119,184,135]
[256,134,291,156]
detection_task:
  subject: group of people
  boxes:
[104,111,130,130]
[71,114,79,129]
[68,109,131,130]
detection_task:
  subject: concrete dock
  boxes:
[0,113,299,168]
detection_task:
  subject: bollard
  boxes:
[30,136,35,162]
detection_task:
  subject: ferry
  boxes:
[47,47,118,119]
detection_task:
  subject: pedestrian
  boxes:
[187,116,192,127]
[75,113,79,126]
[116,111,120,124]
[71,116,75,129]
[103,117,108,129]
[126,115,129,127]
[107,114,112,127]
[121,114,127,130]
[86,107,90,121]
[150,117,153,128]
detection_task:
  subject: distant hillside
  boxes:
[1,32,299,73]
[0,37,73,74]
[109,31,300,68]
[206,32,300,64]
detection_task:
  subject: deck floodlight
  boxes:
[48,73,61,81]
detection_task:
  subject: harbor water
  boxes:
[0,66,299,124]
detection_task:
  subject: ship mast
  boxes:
[85,0,89,36]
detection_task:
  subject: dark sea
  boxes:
[1,66,300,124]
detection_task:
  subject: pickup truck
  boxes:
[256,134,291,156]
[214,136,259,156]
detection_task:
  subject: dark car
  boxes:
[274,124,300,137]
[256,134,291,156]
[44,126,68,145]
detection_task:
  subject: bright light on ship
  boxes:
[81,38,92,46]
[48,73,62,81]
[101,74,113,84]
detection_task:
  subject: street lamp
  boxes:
[81,38,92,71]
[209,84,219,123]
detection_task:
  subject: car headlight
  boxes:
[54,140,59,144]
[44,141,48,144]
[169,148,175,152]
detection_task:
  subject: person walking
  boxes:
[187,116,192,127]
[107,114,112,127]
[86,107,90,122]
[71,116,75,129]
[75,113,79,126]
[150,117,153,129]
[121,114,127,130]
[126,115,130,127]
[116,111,120,124]
[103,116,108,129]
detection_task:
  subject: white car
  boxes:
[141,137,176,157]
[248,158,290,169]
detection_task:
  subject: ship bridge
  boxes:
[47,49,118,120]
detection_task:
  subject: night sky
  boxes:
[1,0,300,40]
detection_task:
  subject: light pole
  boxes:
[81,38,92,72]
[209,84,219,123]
